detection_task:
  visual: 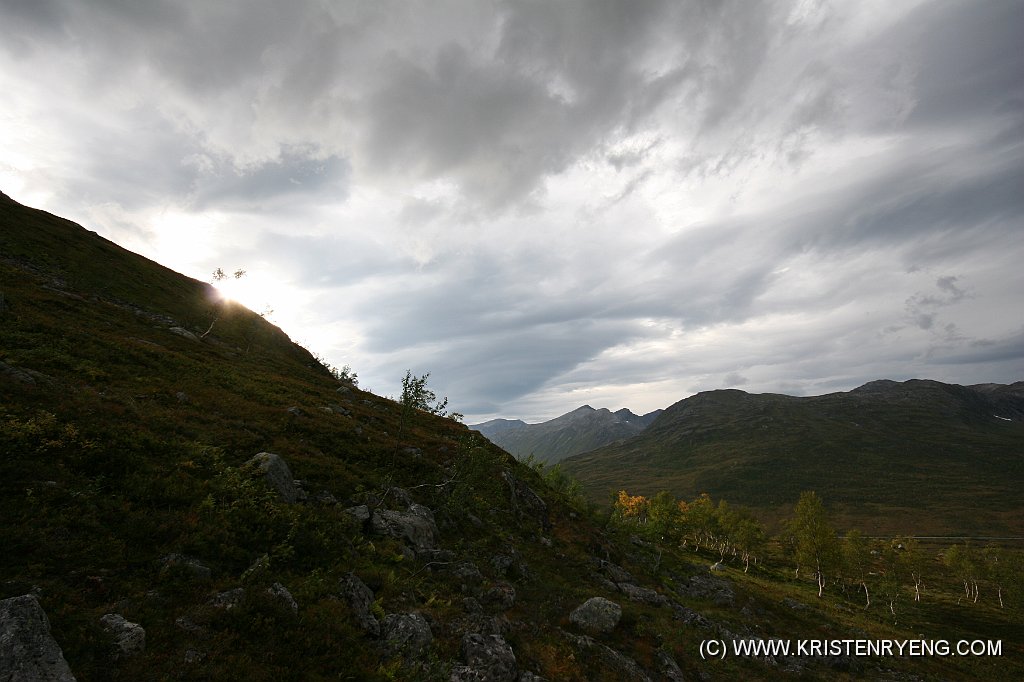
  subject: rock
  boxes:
[595,559,633,584]
[371,506,439,552]
[99,613,145,660]
[500,472,550,530]
[174,616,203,634]
[0,594,76,681]
[168,326,199,342]
[562,631,651,682]
[286,406,303,416]
[655,650,685,681]
[670,602,714,629]
[382,612,432,659]
[343,504,371,524]
[241,554,270,584]
[209,588,246,610]
[483,582,516,611]
[419,549,456,563]
[175,391,189,403]
[569,597,621,634]
[453,633,518,682]
[339,573,380,637]
[292,479,309,503]
[0,361,53,386]
[246,452,299,504]
[617,583,668,606]
[313,490,338,505]
[491,552,528,579]
[159,554,211,580]
[451,562,485,588]
[267,583,298,614]
[683,574,735,605]
[517,673,547,682]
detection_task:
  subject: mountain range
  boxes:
[472,405,663,464]
[561,379,1024,536]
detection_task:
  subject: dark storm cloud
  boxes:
[2,0,1021,420]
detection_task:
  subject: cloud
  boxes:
[1,0,1021,421]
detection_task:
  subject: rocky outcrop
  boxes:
[339,573,380,637]
[562,631,651,682]
[617,583,668,606]
[382,612,432,659]
[99,613,145,660]
[267,583,298,614]
[160,553,211,580]
[568,597,621,634]
[500,472,550,530]
[450,633,518,682]
[680,573,735,605]
[370,504,439,552]
[0,594,76,681]
[246,452,300,504]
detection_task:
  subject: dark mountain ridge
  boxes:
[563,379,1024,535]
[472,405,663,465]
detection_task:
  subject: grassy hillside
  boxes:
[562,382,1024,536]
[1,191,1021,680]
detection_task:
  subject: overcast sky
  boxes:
[2,0,1022,422]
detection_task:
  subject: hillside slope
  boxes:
[2,192,1020,680]
[473,406,663,465]
[562,381,1024,535]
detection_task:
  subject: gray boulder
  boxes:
[682,573,735,605]
[450,633,518,682]
[0,594,76,681]
[562,631,651,682]
[569,597,621,634]
[246,452,300,503]
[209,588,246,610]
[382,612,433,659]
[339,573,380,637]
[617,583,668,606]
[371,506,439,552]
[99,613,145,660]
[267,583,298,614]
[159,553,211,580]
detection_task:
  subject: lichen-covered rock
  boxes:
[382,612,432,659]
[450,633,518,682]
[339,573,380,637]
[617,583,668,606]
[562,631,651,681]
[371,506,439,552]
[343,504,371,524]
[483,582,516,611]
[99,613,145,660]
[267,583,298,614]
[569,597,621,634]
[683,573,735,605]
[209,588,246,610]
[500,472,550,530]
[655,649,685,681]
[246,452,299,503]
[0,594,76,681]
[159,553,211,580]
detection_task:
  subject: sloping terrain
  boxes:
[473,406,663,465]
[562,381,1024,536]
[1,192,1021,680]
